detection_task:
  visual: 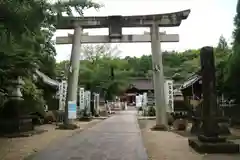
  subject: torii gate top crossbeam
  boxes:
[56,9,190,29]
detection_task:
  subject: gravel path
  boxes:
[0,120,102,160]
[139,119,240,160]
[28,110,148,160]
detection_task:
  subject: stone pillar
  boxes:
[96,93,100,116]
[93,93,96,115]
[150,22,167,130]
[199,46,218,138]
[188,46,239,153]
[64,26,82,125]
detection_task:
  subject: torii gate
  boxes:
[56,9,190,129]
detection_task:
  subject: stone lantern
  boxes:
[0,76,34,134]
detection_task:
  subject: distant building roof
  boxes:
[129,78,154,90]
[174,89,183,96]
[129,78,176,91]
[180,71,201,91]
[173,84,182,89]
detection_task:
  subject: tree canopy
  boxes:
[224,0,240,102]
[0,0,100,81]
[0,0,100,110]
[55,38,231,100]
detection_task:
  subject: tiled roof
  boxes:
[130,79,153,90]
[180,73,201,90]
[35,70,59,87]
[129,78,176,90]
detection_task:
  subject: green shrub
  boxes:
[138,107,143,111]
[0,89,7,108]
[148,106,156,116]
[22,78,46,116]
[142,107,149,116]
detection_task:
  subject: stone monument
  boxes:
[188,46,239,153]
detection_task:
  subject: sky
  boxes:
[55,0,238,62]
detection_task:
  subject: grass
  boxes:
[56,123,79,130]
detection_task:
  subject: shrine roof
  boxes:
[35,70,59,88]
[180,71,201,91]
[129,78,154,90]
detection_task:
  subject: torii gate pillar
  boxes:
[64,25,82,124]
[151,22,167,129]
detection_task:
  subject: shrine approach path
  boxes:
[27,110,148,160]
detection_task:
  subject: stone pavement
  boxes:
[27,110,148,160]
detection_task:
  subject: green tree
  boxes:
[214,35,230,95]
[0,0,101,81]
[0,0,46,87]
[217,35,229,52]
[38,0,101,78]
[0,0,101,118]
[225,0,240,101]
[78,44,127,100]
[55,45,233,101]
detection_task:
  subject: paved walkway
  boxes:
[28,111,148,160]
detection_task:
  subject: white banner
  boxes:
[79,88,85,110]
[164,80,174,113]
[136,95,142,107]
[58,80,67,111]
[143,92,148,107]
[84,91,91,114]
